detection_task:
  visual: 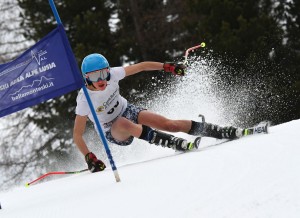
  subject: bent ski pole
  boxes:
[184,42,206,65]
[25,169,88,187]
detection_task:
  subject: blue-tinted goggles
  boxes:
[86,68,110,82]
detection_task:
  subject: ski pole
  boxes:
[184,42,206,65]
[25,169,88,187]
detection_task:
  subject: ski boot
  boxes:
[203,121,270,139]
[189,114,240,139]
[201,123,240,139]
[202,121,269,139]
[149,130,194,151]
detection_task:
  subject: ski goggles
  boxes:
[86,68,110,82]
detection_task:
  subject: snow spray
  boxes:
[84,42,278,164]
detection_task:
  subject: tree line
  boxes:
[17,0,299,125]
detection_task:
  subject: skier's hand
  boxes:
[85,152,106,173]
[163,62,186,76]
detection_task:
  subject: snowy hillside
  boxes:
[1,119,300,218]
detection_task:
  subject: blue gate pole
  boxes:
[48,0,120,182]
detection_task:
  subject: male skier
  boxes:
[73,53,267,172]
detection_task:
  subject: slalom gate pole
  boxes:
[25,169,89,187]
[184,42,206,65]
[48,0,121,182]
[82,87,121,182]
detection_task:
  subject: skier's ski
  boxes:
[185,121,270,152]
[187,137,202,150]
[242,121,269,136]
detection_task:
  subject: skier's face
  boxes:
[86,68,110,91]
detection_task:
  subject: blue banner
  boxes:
[0,24,84,118]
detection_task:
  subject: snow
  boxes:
[0,119,299,218]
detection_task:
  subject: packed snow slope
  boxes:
[1,119,299,218]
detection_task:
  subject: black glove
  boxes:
[85,152,106,173]
[163,62,186,76]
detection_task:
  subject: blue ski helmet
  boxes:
[81,53,110,73]
[81,53,110,83]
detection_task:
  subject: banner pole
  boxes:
[48,0,121,182]
[49,0,62,25]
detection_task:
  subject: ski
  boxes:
[186,137,202,150]
[243,121,269,136]
[185,121,270,152]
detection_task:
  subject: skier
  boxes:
[73,53,267,173]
